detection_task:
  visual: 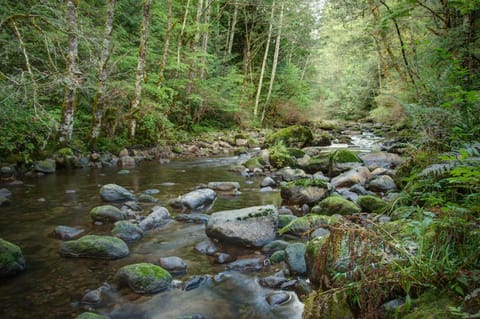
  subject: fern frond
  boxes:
[418,162,458,177]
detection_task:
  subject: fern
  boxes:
[418,162,459,177]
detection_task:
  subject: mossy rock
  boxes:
[315,195,361,216]
[60,235,129,259]
[34,159,56,173]
[56,147,74,156]
[265,125,313,148]
[402,290,457,319]
[90,205,127,223]
[278,214,297,228]
[243,157,266,169]
[288,148,306,158]
[112,221,144,242]
[279,214,340,236]
[298,154,331,174]
[312,132,332,146]
[329,149,362,164]
[269,250,286,264]
[172,145,184,154]
[0,239,26,277]
[75,312,109,319]
[115,262,172,294]
[357,195,389,214]
[268,143,295,169]
[283,178,328,189]
[280,178,331,206]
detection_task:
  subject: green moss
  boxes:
[243,156,266,169]
[172,145,184,154]
[56,147,74,156]
[357,195,389,214]
[265,125,313,148]
[283,178,328,189]
[402,289,457,319]
[269,250,286,263]
[117,263,172,293]
[288,148,306,158]
[329,149,362,164]
[0,239,22,266]
[278,214,297,228]
[317,195,361,215]
[61,235,129,259]
[268,143,295,168]
[279,214,340,236]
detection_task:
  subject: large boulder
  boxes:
[100,184,136,202]
[112,221,144,241]
[206,205,278,247]
[265,125,313,148]
[359,152,404,169]
[34,159,56,173]
[280,178,331,206]
[0,239,26,277]
[331,167,372,188]
[115,263,172,294]
[314,195,361,216]
[90,205,127,223]
[60,235,129,259]
[139,206,170,231]
[169,188,217,213]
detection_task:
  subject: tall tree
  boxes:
[157,0,173,88]
[129,0,152,141]
[90,0,116,145]
[59,0,81,144]
[186,0,203,96]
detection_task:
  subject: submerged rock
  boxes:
[169,188,217,213]
[194,239,218,255]
[158,256,187,276]
[100,184,136,202]
[90,205,127,223]
[115,263,172,294]
[266,292,291,306]
[112,221,144,241]
[75,312,109,319]
[259,271,289,289]
[60,235,129,259]
[175,213,209,224]
[207,182,240,195]
[206,205,278,247]
[226,256,268,272]
[54,225,85,240]
[0,239,26,277]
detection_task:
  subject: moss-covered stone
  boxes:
[316,195,361,216]
[283,178,328,189]
[313,132,332,146]
[243,157,265,169]
[268,143,295,169]
[60,235,129,259]
[90,205,127,223]
[280,178,331,206]
[112,221,144,242]
[269,250,286,263]
[402,290,457,319]
[279,214,341,236]
[329,149,362,164]
[0,239,26,277]
[278,214,297,228]
[298,153,331,174]
[115,262,172,294]
[56,147,74,156]
[357,195,389,214]
[34,159,56,173]
[265,125,314,148]
[288,148,306,158]
[75,312,109,319]
[172,145,184,154]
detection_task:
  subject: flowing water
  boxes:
[0,132,382,319]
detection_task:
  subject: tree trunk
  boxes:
[177,0,191,69]
[59,0,81,144]
[254,0,275,118]
[158,0,173,88]
[200,0,211,80]
[90,0,116,145]
[227,0,238,56]
[129,0,152,141]
[261,1,284,123]
[186,0,203,96]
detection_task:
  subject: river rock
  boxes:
[112,221,144,241]
[175,213,209,224]
[368,175,397,192]
[315,195,361,216]
[90,205,127,223]
[213,252,236,264]
[206,205,278,247]
[272,167,308,182]
[226,256,267,272]
[100,184,136,202]
[280,178,331,206]
[336,188,359,202]
[123,201,143,211]
[278,214,297,228]
[34,159,56,174]
[0,188,12,198]
[121,155,135,167]
[139,206,170,231]
[194,239,218,255]
[259,270,289,289]
[54,225,85,240]
[265,125,313,148]
[331,167,372,188]
[169,188,217,213]
[260,177,276,188]
[311,227,330,239]
[115,263,172,294]
[359,152,404,169]
[285,243,307,275]
[0,239,26,277]
[75,312,109,319]
[207,182,240,195]
[143,188,160,195]
[266,292,291,306]
[262,240,289,253]
[60,235,129,259]
[158,256,187,275]
[184,275,209,291]
[137,194,159,203]
[0,195,10,206]
[269,250,286,263]
[357,195,389,214]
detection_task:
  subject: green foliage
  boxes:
[268,142,295,169]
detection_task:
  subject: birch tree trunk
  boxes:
[177,0,191,69]
[261,1,284,123]
[129,0,152,140]
[186,0,203,96]
[200,0,211,80]
[90,0,116,145]
[227,0,238,56]
[158,0,173,88]
[59,0,81,144]
[253,0,275,118]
